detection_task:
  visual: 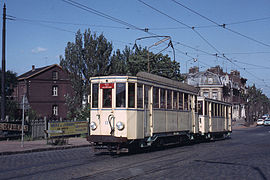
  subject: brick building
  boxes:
[13,64,73,119]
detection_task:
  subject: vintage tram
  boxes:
[87,72,232,153]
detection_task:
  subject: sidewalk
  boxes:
[232,119,257,130]
[0,137,91,156]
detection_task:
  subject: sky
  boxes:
[1,0,270,96]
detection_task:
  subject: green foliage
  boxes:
[60,29,184,118]
[0,70,19,119]
[245,84,270,121]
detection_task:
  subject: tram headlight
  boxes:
[116,121,125,131]
[90,122,97,131]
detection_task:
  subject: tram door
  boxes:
[144,85,152,137]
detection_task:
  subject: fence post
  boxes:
[44,117,48,142]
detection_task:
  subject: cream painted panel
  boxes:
[136,111,144,139]
[153,110,166,133]
[127,111,137,139]
[166,111,178,132]
[178,111,192,132]
[90,110,100,135]
[114,110,128,138]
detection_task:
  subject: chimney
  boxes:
[32,65,35,71]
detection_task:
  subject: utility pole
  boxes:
[1,4,6,121]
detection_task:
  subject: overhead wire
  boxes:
[171,0,270,48]
[168,0,270,90]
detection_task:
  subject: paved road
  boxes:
[0,126,270,180]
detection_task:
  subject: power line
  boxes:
[11,17,132,30]
[61,0,155,35]
[171,0,270,48]
[137,0,221,54]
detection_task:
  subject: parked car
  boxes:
[257,119,265,126]
[264,119,270,126]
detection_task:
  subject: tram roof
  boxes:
[136,72,199,94]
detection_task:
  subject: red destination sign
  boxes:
[100,83,114,89]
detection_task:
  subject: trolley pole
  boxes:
[1,4,6,121]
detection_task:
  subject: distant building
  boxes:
[185,66,247,121]
[13,64,73,119]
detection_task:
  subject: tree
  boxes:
[0,70,19,119]
[61,29,184,119]
[109,46,184,81]
[60,29,113,119]
[245,84,270,124]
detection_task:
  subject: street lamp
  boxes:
[134,36,175,73]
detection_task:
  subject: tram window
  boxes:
[189,95,192,110]
[205,101,208,116]
[153,87,159,108]
[160,88,166,109]
[137,84,143,108]
[92,84,99,108]
[103,89,112,108]
[179,92,183,110]
[184,93,188,110]
[116,83,126,108]
[167,90,172,109]
[144,85,150,109]
[215,103,218,116]
[128,83,135,108]
[173,91,177,110]
[211,103,214,116]
[195,96,198,112]
[198,101,203,115]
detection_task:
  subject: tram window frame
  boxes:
[198,101,203,115]
[184,93,189,110]
[195,96,198,112]
[204,101,208,116]
[179,92,183,110]
[167,90,172,109]
[92,83,99,108]
[137,83,143,108]
[153,87,159,108]
[103,88,112,108]
[211,103,214,116]
[173,91,177,110]
[160,88,166,109]
[215,103,218,117]
[144,85,150,109]
[128,83,135,108]
[116,83,126,108]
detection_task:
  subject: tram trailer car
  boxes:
[197,97,232,140]
[87,72,232,153]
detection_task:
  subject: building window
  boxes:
[212,92,218,99]
[52,105,58,116]
[52,71,58,80]
[52,86,58,96]
[203,92,209,98]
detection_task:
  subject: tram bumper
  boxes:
[87,135,128,144]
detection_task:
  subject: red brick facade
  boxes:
[13,64,73,119]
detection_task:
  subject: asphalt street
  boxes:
[0,126,269,180]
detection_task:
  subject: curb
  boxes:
[0,144,91,156]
